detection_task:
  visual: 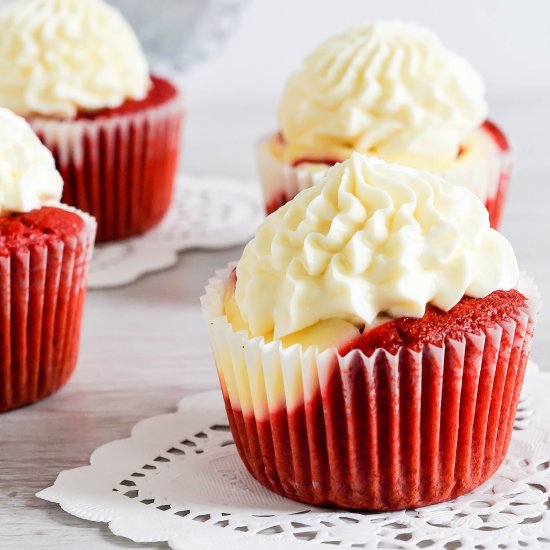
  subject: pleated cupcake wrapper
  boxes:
[30,93,185,242]
[201,265,539,510]
[0,207,96,413]
[443,129,513,229]
[256,138,326,216]
[256,129,512,229]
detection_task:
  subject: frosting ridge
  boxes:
[0,108,63,214]
[0,0,151,118]
[236,153,518,339]
[278,21,488,170]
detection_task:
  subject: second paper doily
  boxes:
[88,175,263,289]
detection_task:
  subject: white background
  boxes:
[185,0,550,104]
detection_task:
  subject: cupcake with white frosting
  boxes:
[258,21,511,228]
[0,108,96,413]
[202,153,538,510]
[0,0,184,242]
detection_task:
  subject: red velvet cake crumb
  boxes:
[76,76,178,120]
[0,207,86,256]
[292,156,343,168]
[75,75,178,120]
[342,289,527,356]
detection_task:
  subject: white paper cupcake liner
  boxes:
[201,264,539,510]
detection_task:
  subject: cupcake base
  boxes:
[224,340,529,510]
[30,76,185,243]
[0,207,96,413]
[202,268,538,511]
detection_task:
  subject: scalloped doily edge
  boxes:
[37,362,550,550]
[87,175,263,289]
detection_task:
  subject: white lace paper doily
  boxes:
[88,175,263,289]
[38,361,550,549]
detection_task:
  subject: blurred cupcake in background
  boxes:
[0,108,96,413]
[258,21,511,228]
[0,0,185,242]
[203,153,538,510]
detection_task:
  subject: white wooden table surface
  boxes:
[1,94,548,549]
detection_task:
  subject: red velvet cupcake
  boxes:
[0,109,96,413]
[0,0,184,242]
[257,22,511,228]
[202,154,538,510]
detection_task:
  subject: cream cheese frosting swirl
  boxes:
[0,108,63,214]
[278,21,488,171]
[236,153,518,339]
[0,0,151,118]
